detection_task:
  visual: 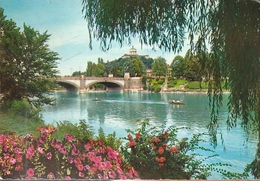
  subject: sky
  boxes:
[0,0,189,75]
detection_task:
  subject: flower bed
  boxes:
[0,125,138,179]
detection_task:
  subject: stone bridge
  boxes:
[56,76,143,93]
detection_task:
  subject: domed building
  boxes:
[121,46,149,59]
[129,46,137,55]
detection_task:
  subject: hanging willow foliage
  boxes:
[81,1,260,176]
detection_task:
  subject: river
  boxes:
[42,92,258,179]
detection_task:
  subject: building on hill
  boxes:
[121,46,149,59]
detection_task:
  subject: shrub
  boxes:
[120,119,245,179]
[157,78,165,85]
[9,99,42,121]
[154,85,162,92]
[55,119,94,141]
[96,128,122,150]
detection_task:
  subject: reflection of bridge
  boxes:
[56,76,143,93]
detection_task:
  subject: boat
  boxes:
[168,100,186,105]
[93,98,102,101]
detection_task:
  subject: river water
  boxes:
[42,92,258,179]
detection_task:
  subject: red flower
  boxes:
[135,132,141,140]
[127,134,133,141]
[159,163,164,167]
[157,146,164,154]
[169,146,178,153]
[155,156,166,163]
[26,168,34,178]
[128,141,137,147]
[35,126,42,131]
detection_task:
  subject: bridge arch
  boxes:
[56,80,80,93]
[86,80,124,92]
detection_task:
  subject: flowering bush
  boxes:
[121,119,244,179]
[0,125,139,179]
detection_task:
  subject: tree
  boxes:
[82,1,260,178]
[152,57,167,77]
[111,65,123,77]
[171,55,186,78]
[86,61,93,76]
[72,71,82,77]
[123,58,145,77]
[0,9,59,108]
[92,63,106,77]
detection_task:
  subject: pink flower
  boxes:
[119,174,127,179]
[26,146,35,159]
[65,134,73,141]
[98,140,104,146]
[84,142,93,151]
[72,148,79,156]
[47,172,55,179]
[64,176,71,179]
[97,173,102,179]
[59,147,66,154]
[67,156,73,164]
[85,165,91,170]
[54,140,62,148]
[78,171,84,178]
[37,147,44,154]
[8,157,16,165]
[45,152,52,160]
[98,147,106,154]
[27,168,34,178]
[14,147,22,154]
[107,150,118,160]
[15,164,23,171]
[4,153,10,159]
[15,153,22,162]
[117,166,124,175]
[76,164,84,171]
[94,156,102,163]
[108,170,116,179]
[88,151,96,162]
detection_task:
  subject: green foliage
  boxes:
[152,57,167,77]
[171,55,186,78]
[123,58,145,77]
[71,71,82,77]
[54,119,94,141]
[0,101,44,135]
[185,81,208,90]
[0,9,59,108]
[121,119,246,179]
[96,128,122,150]
[147,78,165,92]
[89,83,106,90]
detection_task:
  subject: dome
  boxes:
[129,46,137,55]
